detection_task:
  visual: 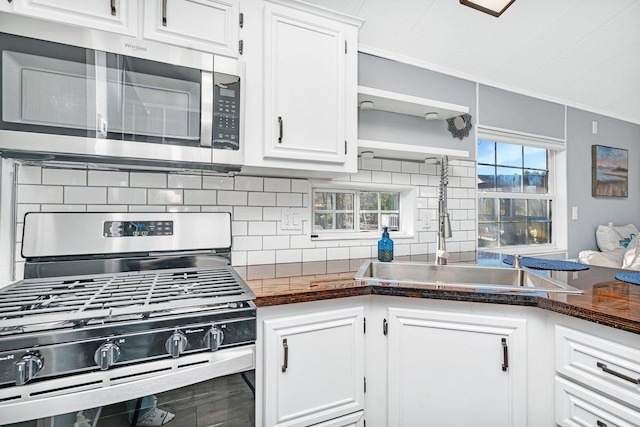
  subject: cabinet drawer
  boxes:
[556,377,640,427]
[556,325,640,409]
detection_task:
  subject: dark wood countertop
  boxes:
[236,254,640,334]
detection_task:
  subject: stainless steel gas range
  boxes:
[0,212,256,426]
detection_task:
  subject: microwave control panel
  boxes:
[213,74,241,151]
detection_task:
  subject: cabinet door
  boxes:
[310,411,364,427]
[143,0,239,56]
[13,0,138,36]
[387,307,527,427]
[263,307,365,427]
[262,2,353,165]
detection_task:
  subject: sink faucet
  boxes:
[435,155,452,265]
[513,254,522,269]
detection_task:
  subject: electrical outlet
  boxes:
[571,207,578,220]
[281,208,301,231]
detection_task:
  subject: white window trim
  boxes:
[309,180,416,241]
[476,129,568,256]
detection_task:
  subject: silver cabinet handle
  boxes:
[162,0,168,26]
[110,0,116,16]
[596,362,640,384]
[281,338,288,372]
[501,338,509,371]
[278,117,283,143]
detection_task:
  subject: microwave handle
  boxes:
[200,71,213,147]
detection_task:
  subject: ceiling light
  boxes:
[359,101,374,110]
[361,151,374,160]
[460,0,516,17]
[424,112,439,121]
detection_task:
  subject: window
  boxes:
[313,189,401,233]
[477,140,552,248]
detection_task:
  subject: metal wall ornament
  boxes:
[446,113,473,140]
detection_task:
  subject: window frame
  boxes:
[310,181,416,241]
[476,126,567,255]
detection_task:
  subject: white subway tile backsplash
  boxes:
[248,192,276,206]
[88,171,129,187]
[381,159,402,172]
[65,187,107,204]
[410,174,429,185]
[87,205,127,212]
[233,236,263,251]
[235,176,263,191]
[276,249,302,264]
[184,190,216,205]
[391,173,411,185]
[111,188,148,205]
[233,206,262,221]
[349,246,371,259]
[351,170,372,182]
[291,179,309,193]
[248,250,275,265]
[262,207,282,221]
[218,190,248,206]
[276,193,303,207]
[232,221,248,236]
[290,234,315,249]
[203,176,234,190]
[327,247,349,260]
[17,165,42,184]
[129,205,166,212]
[167,206,200,212]
[41,204,86,212]
[371,171,392,184]
[360,157,382,171]
[460,177,476,188]
[263,235,290,250]
[231,251,247,266]
[130,173,166,188]
[302,248,326,262]
[43,169,86,186]
[401,162,420,174]
[168,174,202,189]
[264,178,290,192]
[248,221,277,236]
[18,185,63,204]
[17,204,40,221]
[420,163,437,175]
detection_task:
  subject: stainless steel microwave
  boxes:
[0,14,244,172]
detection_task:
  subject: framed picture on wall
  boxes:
[592,145,628,198]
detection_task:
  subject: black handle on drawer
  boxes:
[162,0,168,26]
[281,338,288,372]
[596,420,607,427]
[278,117,283,143]
[596,362,640,384]
[110,0,116,16]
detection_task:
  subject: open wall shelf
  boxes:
[358,86,469,120]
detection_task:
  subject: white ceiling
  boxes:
[306,0,640,125]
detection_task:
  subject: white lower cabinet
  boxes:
[555,321,640,426]
[384,306,527,427]
[310,411,364,427]
[258,300,365,427]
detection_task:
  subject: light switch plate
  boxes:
[281,208,302,231]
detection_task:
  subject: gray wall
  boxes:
[566,107,640,257]
[358,53,477,154]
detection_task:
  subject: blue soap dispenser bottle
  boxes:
[378,226,394,262]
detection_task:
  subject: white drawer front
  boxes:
[556,377,640,427]
[556,325,640,409]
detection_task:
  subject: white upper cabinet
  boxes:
[11,0,138,36]
[143,0,239,56]
[242,0,362,177]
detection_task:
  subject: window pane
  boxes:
[528,222,551,244]
[314,212,333,230]
[524,146,547,169]
[360,212,378,231]
[478,198,498,222]
[500,221,527,246]
[478,165,496,191]
[381,213,399,231]
[360,192,378,211]
[380,192,399,210]
[336,213,353,230]
[496,167,521,192]
[523,170,548,194]
[336,193,354,210]
[478,223,500,247]
[527,199,549,220]
[314,192,332,210]
[500,198,526,220]
[478,140,496,164]
[496,143,522,167]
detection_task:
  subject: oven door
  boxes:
[0,346,255,427]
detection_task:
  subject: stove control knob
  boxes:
[14,353,44,385]
[166,331,188,358]
[94,342,121,370]
[204,327,225,351]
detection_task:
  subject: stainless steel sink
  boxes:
[354,261,583,294]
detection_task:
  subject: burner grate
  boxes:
[0,266,254,329]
